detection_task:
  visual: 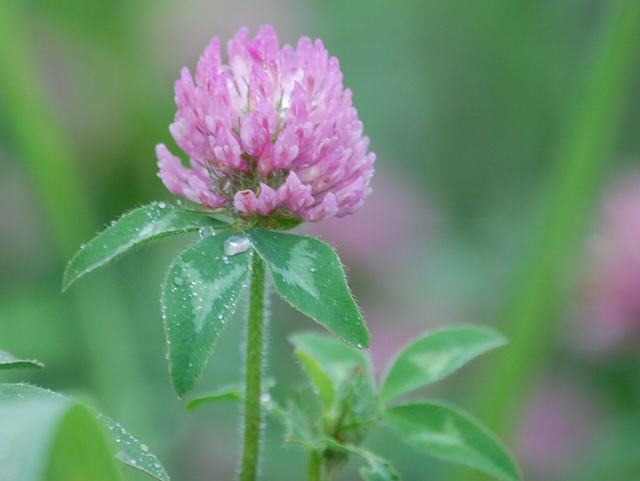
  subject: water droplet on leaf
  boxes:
[173,276,185,286]
[199,226,216,239]
[224,235,252,256]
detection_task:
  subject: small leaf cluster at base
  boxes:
[188,326,521,481]
[285,327,518,481]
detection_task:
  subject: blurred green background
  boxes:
[1,0,640,479]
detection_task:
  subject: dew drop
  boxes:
[224,235,252,256]
[140,443,149,453]
[173,276,185,287]
[138,224,154,238]
[157,201,167,208]
[199,226,216,239]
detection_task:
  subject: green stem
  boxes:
[307,451,322,481]
[240,254,266,481]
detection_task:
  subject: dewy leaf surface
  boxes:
[63,202,226,290]
[0,350,44,370]
[162,232,251,396]
[0,383,169,481]
[384,402,520,481]
[381,325,506,403]
[250,229,369,348]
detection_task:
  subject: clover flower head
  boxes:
[156,25,375,223]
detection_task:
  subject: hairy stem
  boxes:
[239,254,266,481]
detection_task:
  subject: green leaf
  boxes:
[381,325,506,403]
[162,232,252,396]
[0,384,121,481]
[45,405,121,481]
[250,229,369,348]
[290,332,371,409]
[283,401,320,449]
[290,333,378,442]
[293,348,336,409]
[98,415,169,481]
[384,402,520,481]
[186,378,276,411]
[0,350,44,370]
[0,383,170,481]
[324,441,401,481]
[359,458,402,481]
[186,383,243,410]
[63,203,226,291]
[336,366,379,438]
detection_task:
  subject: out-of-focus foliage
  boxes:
[0,382,169,481]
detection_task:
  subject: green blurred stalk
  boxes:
[468,0,640,454]
[0,3,147,427]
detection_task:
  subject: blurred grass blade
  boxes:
[0,350,44,370]
[0,3,91,253]
[385,402,520,481]
[470,0,640,440]
[380,325,506,403]
[250,230,369,348]
[63,203,225,291]
[0,2,148,423]
[162,233,252,397]
[0,383,170,481]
